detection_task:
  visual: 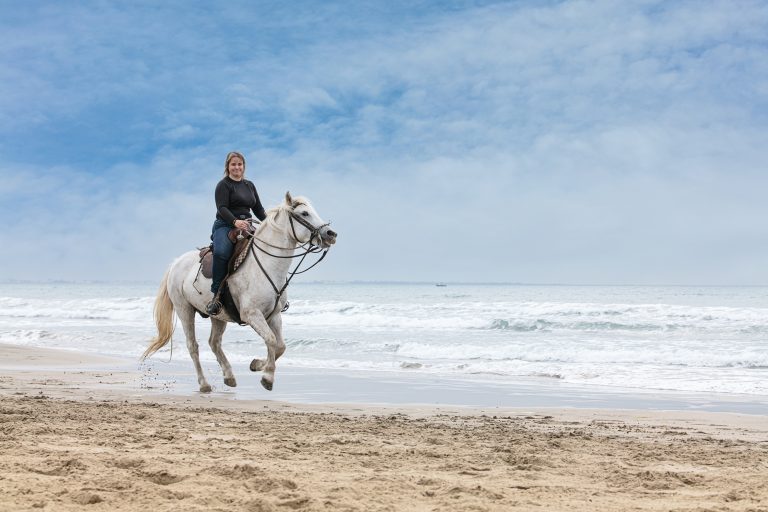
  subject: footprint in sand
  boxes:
[143,470,185,485]
[111,457,145,469]
[72,491,103,505]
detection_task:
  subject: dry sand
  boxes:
[1,344,767,512]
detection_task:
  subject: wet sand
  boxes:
[1,344,767,511]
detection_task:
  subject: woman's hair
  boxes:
[223,151,246,177]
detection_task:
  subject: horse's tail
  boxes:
[141,268,175,360]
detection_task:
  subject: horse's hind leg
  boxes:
[208,318,236,387]
[178,305,212,393]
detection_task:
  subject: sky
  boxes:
[1,0,767,285]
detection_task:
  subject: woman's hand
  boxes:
[234,219,249,230]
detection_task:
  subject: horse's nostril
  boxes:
[327,230,337,238]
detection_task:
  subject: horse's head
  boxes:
[284,191,337,249]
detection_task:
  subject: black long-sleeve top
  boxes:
[215,176,267,225]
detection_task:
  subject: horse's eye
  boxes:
[302,211,309,217]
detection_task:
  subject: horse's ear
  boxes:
[285,191,292,206]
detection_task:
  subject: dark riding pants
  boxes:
[210,219,234,295]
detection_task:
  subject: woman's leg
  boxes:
[211,223,234,295]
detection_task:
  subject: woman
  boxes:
[206,151,267,315]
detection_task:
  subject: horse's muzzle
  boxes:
[320,228,337,248]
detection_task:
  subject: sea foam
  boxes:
[1,282,766,396]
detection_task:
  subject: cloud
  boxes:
[1,0,767,284]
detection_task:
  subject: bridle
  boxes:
[288,210,330,248]
[245,206,332,320]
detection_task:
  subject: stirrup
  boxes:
[206,300,222,316]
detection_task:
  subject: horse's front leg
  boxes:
[243,309,279,391]
[207,318,236,387]
[249,312,287,371]
[268,313,286,361]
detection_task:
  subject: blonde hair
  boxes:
[223,151,246,177]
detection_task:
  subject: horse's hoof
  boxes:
[224,377,237,387]
[260,377,273,391]
[250,359,265,372]
[200,384,212,393]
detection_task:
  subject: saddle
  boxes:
[198,228,253,279]
[196,228,254,325]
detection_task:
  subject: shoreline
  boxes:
[1,343,767,510]
[2,342,767,415]
[1,342,767,430]
[0,343,768,415]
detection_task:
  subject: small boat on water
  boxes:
[435,283,447,287]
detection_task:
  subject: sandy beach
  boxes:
[1,344,767,512]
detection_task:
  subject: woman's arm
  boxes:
[250,182,267,221]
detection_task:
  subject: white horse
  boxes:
[142,192,337,392]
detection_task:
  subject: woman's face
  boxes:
[228,156,244,181]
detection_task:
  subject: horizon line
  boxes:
[1,279,767,288]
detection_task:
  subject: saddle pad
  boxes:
[193,283,246,326]
[198,237,251,280]
[228,237,251,273]
[221,282,246,325]
[199,246,213,279]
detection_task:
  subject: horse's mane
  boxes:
[255,195,311,236]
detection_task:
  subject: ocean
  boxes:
[1,281,766,399]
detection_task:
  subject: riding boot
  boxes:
[207,254,229,316]
[206,295,222,316]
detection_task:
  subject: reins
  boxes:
[245,210,330,321]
